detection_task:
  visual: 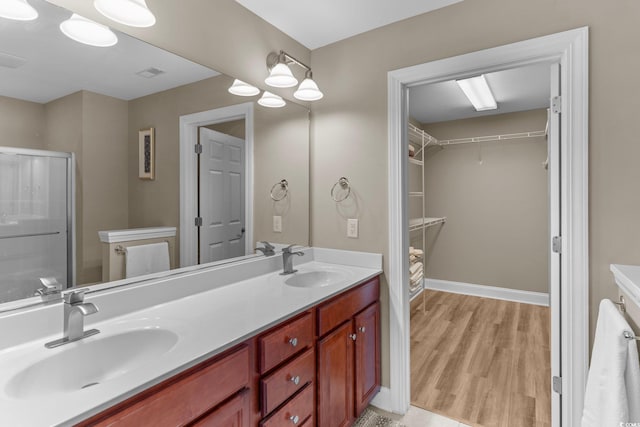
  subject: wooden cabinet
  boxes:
[77,344,251,427]
[317,277,381,427]
[354,302,381,416]
[317,321,355,427]
[77,275,381,427]
[190,390,251,427]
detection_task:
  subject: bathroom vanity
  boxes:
[0,247,381,427]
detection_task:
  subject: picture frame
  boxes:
[138,127,155,180]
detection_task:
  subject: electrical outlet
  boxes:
[347,218,359,238]
[273,215,282,233]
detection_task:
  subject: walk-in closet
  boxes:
[406,63,554,427]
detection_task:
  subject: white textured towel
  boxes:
[409,262,423,276]
[582,299,640,426]
[125,242,170,279]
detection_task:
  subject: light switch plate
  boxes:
[273,215,282,233]
[347,218,358,238]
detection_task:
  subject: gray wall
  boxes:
[421,110,549,294]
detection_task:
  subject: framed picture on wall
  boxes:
[138,127,155,180]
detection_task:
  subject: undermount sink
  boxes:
[284,265,352,288]
[6,328,178,399]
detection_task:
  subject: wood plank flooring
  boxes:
[410,290,550,427]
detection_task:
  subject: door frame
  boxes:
[179,102,254,267]
[381,27,588,426]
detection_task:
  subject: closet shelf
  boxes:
[409,217,446,232]
[409,192,423,197]
[408,157,423,166]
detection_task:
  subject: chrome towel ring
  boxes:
[331,177,351,202]
[270,179,289,201]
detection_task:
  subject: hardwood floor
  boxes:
[410,290,550,427]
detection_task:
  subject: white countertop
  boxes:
[0,248,382,426]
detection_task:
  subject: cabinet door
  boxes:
[191,390,250,427]
[354,302,381,416]
[317,321,354,427]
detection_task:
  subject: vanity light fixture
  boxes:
[94,0,156,28]
[294,71,324,101]
[60,13,118,47]
[266,50,323,101]
[228,79,260,96]
[258,91,286,108]
[265,51,298,88]
[456,75,497,111]
[0,0,38,21]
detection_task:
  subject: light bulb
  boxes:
[258,91,286,108]
[228,79,260,97]
[60,13,118,47]
[265,63,298,88]
[94,0,156,28]
[294,77,324,101]
[0,0,38,21]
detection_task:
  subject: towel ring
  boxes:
[331,177,351,202]
[270,179,289,201]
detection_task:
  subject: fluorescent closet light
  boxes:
[94,0,156,28]
[294,75,323,101]
[228,79,260,96]
[0,0,38,21]
[456,75,497,111]
[60,14,118,47]
[265,62,298,88]
[258,91,286,108]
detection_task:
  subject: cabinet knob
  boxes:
[349,333,357,341]
[359,326,366,333]
[290,375,300,385]
[290,415,300,424]
[288,337,298,347]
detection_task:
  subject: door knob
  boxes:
[359,326,366,333]
[288,337,298,347]
[349,333,357,341]
[290,375,300,385]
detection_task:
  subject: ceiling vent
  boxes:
[0,51,27,69]
[135,67,165,78]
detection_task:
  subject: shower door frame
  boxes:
[383,27,589,426]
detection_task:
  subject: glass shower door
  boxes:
[0,150,72,303]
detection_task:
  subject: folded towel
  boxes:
[582,299,640,426]
[409,262,423,276]
[410,248,424,257]
[125,242,170,279]
[410,269,423,284]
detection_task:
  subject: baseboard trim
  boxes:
[370,386,394,413]
[424,278,549,306]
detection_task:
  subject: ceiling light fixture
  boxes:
[94,0,156,28]
[0,0,38,21]
[456,75,497,111]
[228,79,260,96]
[60,13,118,47]
[258,91,286,108]
[265,50,324,101]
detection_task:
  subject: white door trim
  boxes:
[179,102,254,267]
[384,27,588,426]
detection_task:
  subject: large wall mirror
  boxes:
[0,0,309,308]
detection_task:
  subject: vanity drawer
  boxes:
[260,384,314,427]
[317,277,379,337]
[261,347,315,416]
[259,312,313,374]
[82,344,250,426]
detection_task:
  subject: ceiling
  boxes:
[409,62,553,124]
[0,0,219,104]
[234,0,463,50]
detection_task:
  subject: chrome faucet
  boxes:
[280,244,304,275]
[255,241,276,257]
[45,289,100,348]
[34,277,62,302]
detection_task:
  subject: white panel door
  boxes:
[548,62,562,427]
[198,128,245,263]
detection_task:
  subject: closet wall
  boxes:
[423,109,548,294]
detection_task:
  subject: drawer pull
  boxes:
[290,415,300,424]
[359,326,366,333]
[288,337,298,347]
[290,375,300,385]
[349,333,357,341]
